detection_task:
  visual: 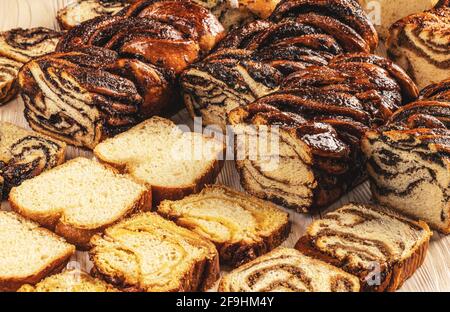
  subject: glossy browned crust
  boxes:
[294,207,431,292]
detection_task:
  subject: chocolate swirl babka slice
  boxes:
[295,204,432,292]
[219,247,360,292]
[57,0,130,30]
[387,2,450,89]
[157,185,290,267]
[228,53,418,212]
[181,0,379,129]
[0,27,61,105]
[19,0,225,148]
[0,122,66,198]
[89,212,220,292]
[362,79,450,233]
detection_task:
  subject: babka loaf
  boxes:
[57,0,129,30]
[18,269,118,292]
[9,157,151,249]
[94,117,225,205]
[387,2,450,89]
[0,211,75,292]
[89,212,220,292]
[0,122,66,198]
[295,204,432,292]
[181,0,379,129]
[219,247,360,292]
[19,0,225,148]
[157,185,290,267]
[362,79,450,233]
[358,0,438,40]
[228,53,418,212]
[0,27,61,105]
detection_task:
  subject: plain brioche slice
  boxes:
[158,185,290,267]
[94,117,225,205]
[18,269,118,292]
[0,211,75,291]
[295,203,432,292]
[219,247,360,292]
[89,212,220,292]
[9,157,151,249]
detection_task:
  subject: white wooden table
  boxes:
[1,0,449,292]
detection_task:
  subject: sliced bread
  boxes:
[295,203,432,292]
[9,157,151,249]
[219,247,360,292]
[157,185,290,267]
[18,269,118,292]
[0,211,75,292]
[0,122,66,198]
[94,117,224,205]
[89,212,220,292]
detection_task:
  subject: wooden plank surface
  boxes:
[0,0,449,292]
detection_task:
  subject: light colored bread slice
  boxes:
[219,247,360,292]
[158,185,290,267]
[89,212,220,292]
[94,117,225,205]
[0,211,75,292]
[18,269,118,292]
[0,122,66,198]
[295,203,432,291]
[9,157,151,249]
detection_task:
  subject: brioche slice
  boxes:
[89,212,220,292]
[94,117,224,205]
[0,122,66,198]
[158,185,290,267]
[0,211,75,291]
[9,157,151,249]
[295,203,432,292]
[219,247,360,292]
[18,269,118,292]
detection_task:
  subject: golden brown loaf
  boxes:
[0,122,66,198]
[94,117,224,206]
[0,27,61,105]
[0,211,75,292]
[219,247,360,292]
[228,53,418,212]
[181,0,379,129]
[157,185,290,267]
[295,204,432,292]
[19,0,225,148]
[9,157,151,249]
[362,78,450,233]
[18,269,118,292]
[387,2,450,89]
[89,212,220,292]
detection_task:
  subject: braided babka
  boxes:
[295,204,432,292]
[19,0,225,149]
[387,1,450,89]
[57,0,129,30]
[219,247,361,292]
[228,53,418,212]
[0,122,66,198]
[181,0,379,129]
[0,28,61,105]
[362,79,450,233]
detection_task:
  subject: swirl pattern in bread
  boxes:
[387,3,450,89]
[181,0,379,129]
[0,27,61,105]
[18,0,225,148]
[362,78,450,233]
[228,53,418,212]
